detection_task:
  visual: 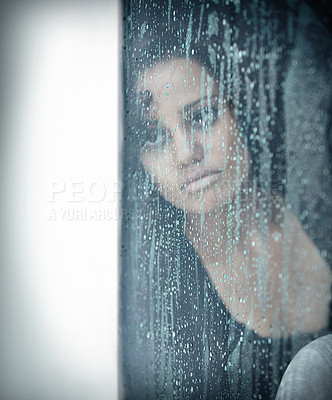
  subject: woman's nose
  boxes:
[172,125,204,167]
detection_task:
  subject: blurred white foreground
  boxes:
[0,1,119,399]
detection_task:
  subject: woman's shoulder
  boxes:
[266,205,332,336]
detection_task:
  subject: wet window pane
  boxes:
[120,1,332,398]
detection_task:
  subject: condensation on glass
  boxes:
[120,1,332,399]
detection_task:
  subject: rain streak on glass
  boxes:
[120,1,332,399]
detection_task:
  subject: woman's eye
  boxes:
[192,107,218,130]
[145,129,159,145]
[138,122,168,151]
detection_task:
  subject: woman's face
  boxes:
[137,58,250,214]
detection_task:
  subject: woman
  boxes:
[120,1,332,399]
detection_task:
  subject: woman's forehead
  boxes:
[137,58,218,108]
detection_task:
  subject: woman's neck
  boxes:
[183,192,257,268]
[182,192,332,338]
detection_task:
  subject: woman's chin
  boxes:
[166,187,235,215]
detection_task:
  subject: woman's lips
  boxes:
[181,170,223,194]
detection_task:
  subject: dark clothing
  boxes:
[121,225,329,400]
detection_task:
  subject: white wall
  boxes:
[0,1,119,399]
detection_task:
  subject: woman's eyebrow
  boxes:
[183,94,218,112]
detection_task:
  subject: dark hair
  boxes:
[122,0,293,223]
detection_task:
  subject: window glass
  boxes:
[120,1,332,398]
